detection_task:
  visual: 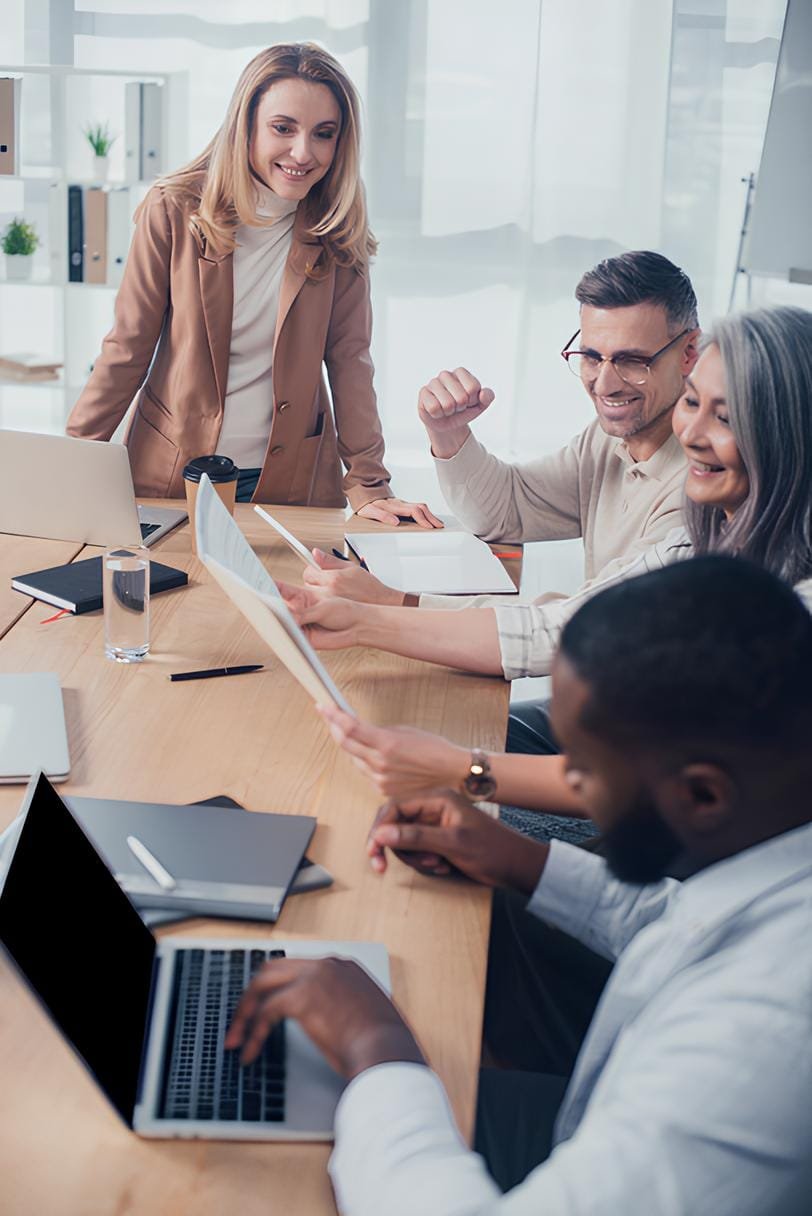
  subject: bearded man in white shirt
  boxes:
[227,555,812,1216]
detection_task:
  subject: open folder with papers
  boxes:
[344,529,518,596]
[195,476,353,713]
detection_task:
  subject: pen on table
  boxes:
[168,664,264,682]
[126,835,177,891]
[331,548,368,571]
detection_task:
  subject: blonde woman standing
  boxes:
[67,43,440,523]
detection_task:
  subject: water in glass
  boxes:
[103,546,150,662]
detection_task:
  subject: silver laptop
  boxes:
[0,430,186,548]
[0,774,389,1141]
[0,673,70,784]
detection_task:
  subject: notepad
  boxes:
[344,530,518,596]
[11,555,188,614]
[0,672,70,783]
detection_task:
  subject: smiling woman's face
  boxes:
[250,77,341,200]
[672,343,750,520]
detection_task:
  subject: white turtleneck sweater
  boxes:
[216,182,299,469]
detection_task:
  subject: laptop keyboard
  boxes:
[160,947,287,1122]
[139,522,160,540]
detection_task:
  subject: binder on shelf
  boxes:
[83,187,108,285]
[125,81,163,182]
[0,77,21,177]
[106,187,131,288]
[48,181,67,283]
[67,184,83,282]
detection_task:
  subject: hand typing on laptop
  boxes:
[225,956,424,1078]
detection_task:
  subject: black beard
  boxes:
[602,795,683,884]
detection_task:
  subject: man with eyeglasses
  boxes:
[416,250,699,781]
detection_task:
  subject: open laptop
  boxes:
[0,430,186,548]
[0,773,389,1140]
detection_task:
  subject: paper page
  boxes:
[195,477,353,713]
[344,530,517,596]
[253,505,320,569]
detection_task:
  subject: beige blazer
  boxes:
[66,185,392,510]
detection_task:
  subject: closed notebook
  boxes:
[64,795,316,922]
[344,529,518,596]
[11,555,187,614]
[0,672,70,783]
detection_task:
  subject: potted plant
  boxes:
[2,217,39,281]
[84,121,116,180]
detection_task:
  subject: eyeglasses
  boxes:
[561,328,693,386]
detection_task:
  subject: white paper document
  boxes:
[253,505,320,569]
[195,477,353,713]
[344,530,518,596]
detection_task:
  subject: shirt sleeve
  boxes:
[329,989,812,1216]
[434,433,584,544]
[528,841,678,961]
[325,264,392,512]
[494,530,687,678]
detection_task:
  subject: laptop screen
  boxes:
[0,774,156,1125]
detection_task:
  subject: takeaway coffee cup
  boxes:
[183,455,239,554]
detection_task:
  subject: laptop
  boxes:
[0,673,70,783]
[0,430,187,548]
[0,774,389,1140]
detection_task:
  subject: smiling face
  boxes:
[673,344,750,520]
[578,302,697,459]
[250,77,341,200]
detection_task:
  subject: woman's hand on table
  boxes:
[318,704,468,796]
[356,497,443,529]
[303,549,407,606]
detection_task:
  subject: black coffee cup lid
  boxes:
[183,455,239,484]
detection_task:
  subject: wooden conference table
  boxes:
[0,504,520,1216]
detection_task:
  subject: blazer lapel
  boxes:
[274,209,322,358]
[198,242,234,408]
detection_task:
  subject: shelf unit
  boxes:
[0,63,188,433]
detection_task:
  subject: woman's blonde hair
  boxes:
[157,42,376,270]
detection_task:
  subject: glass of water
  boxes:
[103,546,150,662]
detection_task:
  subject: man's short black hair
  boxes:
[559,556,812,758]
[575,250,699,332]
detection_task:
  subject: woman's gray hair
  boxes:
[686,305,812,584]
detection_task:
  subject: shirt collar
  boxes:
[669,821,812,934]
[613,430,686,481]
[251,177,300,221]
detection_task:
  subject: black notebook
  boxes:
[11,555,188,614]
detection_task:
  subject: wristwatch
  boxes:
[462,749,497,801]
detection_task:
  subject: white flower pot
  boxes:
[5,253,33,281]
[93,154,109,181]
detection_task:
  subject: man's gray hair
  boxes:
[686,305,812,585]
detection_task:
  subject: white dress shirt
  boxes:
[215,182,298,469]
[329,825,812,1215]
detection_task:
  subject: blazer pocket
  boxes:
[126,403,181,497]
[142,381,173,420]
[288,430,325,505]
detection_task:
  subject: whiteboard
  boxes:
[744,0,812,281]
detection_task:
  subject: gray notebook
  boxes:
[0,672,70,783]
[65,795,315,922]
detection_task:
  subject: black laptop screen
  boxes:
[0,774,156,1124]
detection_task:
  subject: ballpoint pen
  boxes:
[332,548,368,570]
[168,664,264,682]
[126,835,177,891]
